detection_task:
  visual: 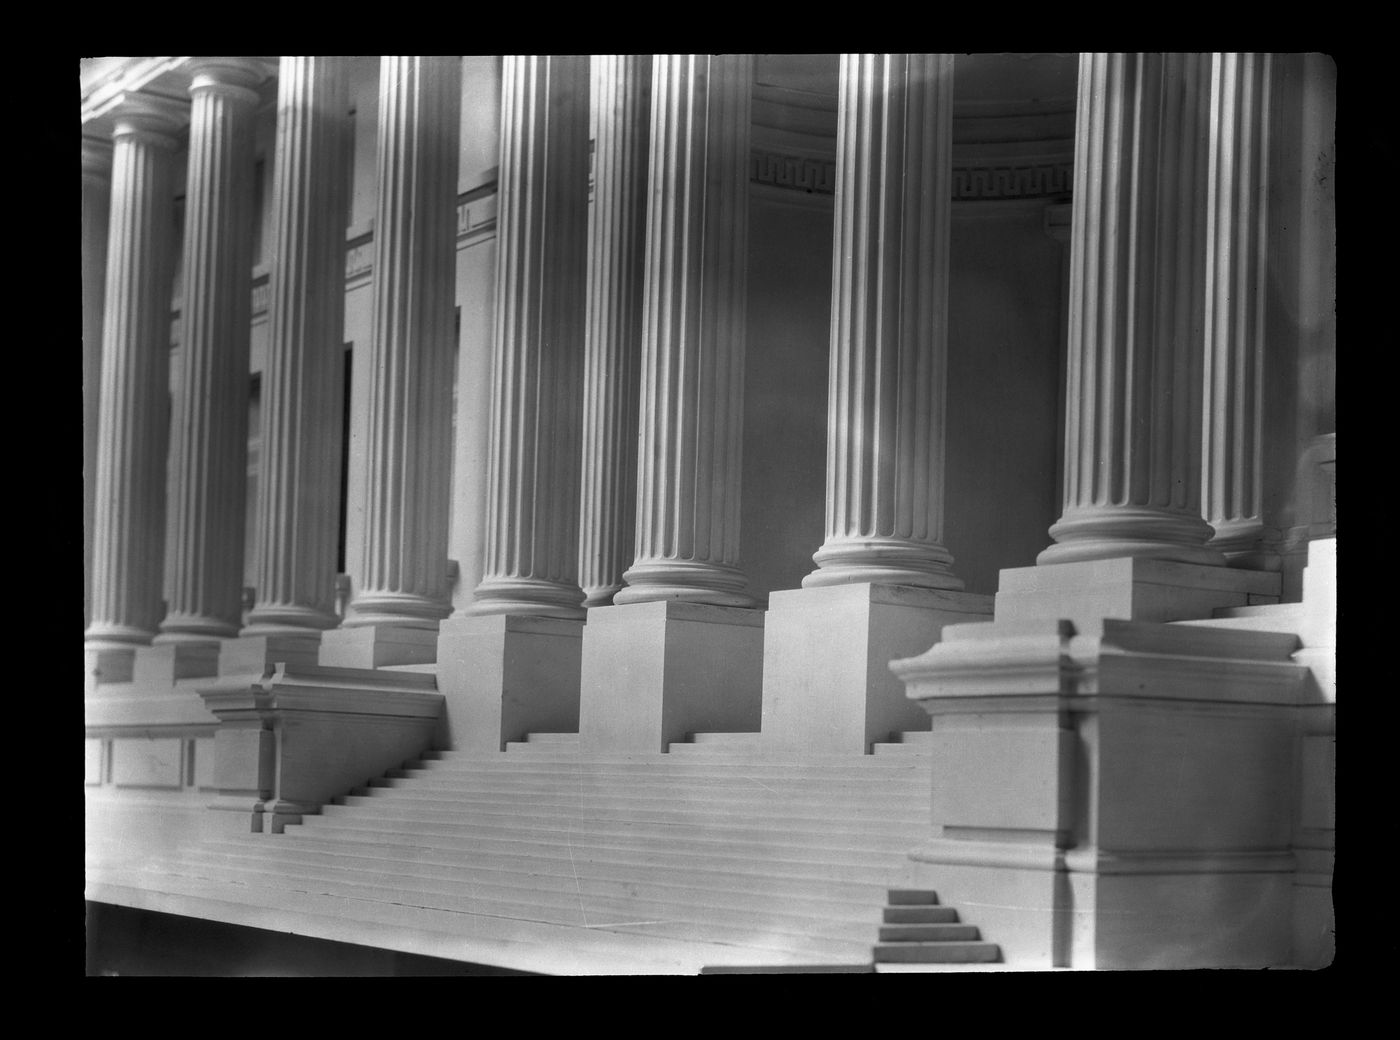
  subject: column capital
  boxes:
[106,91,187,142]
[185,56,269,101]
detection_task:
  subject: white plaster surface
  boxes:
[761,584,991,753]
[580,601,763,753]
[436,615,583,752]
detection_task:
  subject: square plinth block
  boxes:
[436,615,583,753]
[133,641,221,684]
[318,623,439,669]
[218,634,321,676]
[994,557,1280,629]
[579,600,764,754]
[85,647,135,694]
[760,584,993,754]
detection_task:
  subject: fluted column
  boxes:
[343,56,460,628]
[470,55,590,619]
[1039,53,1223,567]
[803,53,962,590]
[1204,53,1273,562]
[157,58,267,642]
[614,54,754,607]
[84,98,182,649]
[243,57,351,635]
[83,137,113,627]
[579,55,650,608]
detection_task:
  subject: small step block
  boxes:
[699,964,875,974]
[888,889,940,905]
[873,942,1001,964]
[878,923,980,942]
[884,906,958,924]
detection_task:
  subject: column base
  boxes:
[467,577,586,620]
[218,634,322,676]
[342,591,451,629]
[241,604,340,637]
[1038,506,1224,567]
[317,624,439,669]
[132,641,221,685]
[994,555,1280,629]
[615,559,755,608]
[760,583,992,754]
[435,615,583,752]
[579,600,763,753]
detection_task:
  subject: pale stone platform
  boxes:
[319,624,439,669]
[435,614,583,752]
[994,556,1280,628]
[761,583,992,754]
[579,600,764,753]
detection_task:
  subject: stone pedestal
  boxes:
[317,624,439,669]
[760,584,991,754]
[435,615,583,753]
[579,601,763,753]
[132,641,221,684]
[199,664,442,832]
[891,617,1307,969]
[994,556,1279,629]
[218,634,322,675]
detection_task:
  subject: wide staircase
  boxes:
[90,730,976,974]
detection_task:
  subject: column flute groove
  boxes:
[243,56,351,635]
[471,55,590,619]
[85,99,182,649]
[1204,53,1273,563]
[344,56,460,628]
[614,53,754,607]
[578,55,650,608]
[158,58,267,643]
[804,53,963,590]
[1039,53,1224,566]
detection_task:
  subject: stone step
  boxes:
[873,942,1001,964]
[147,857,884,956]
[391,761,933,783]
[888,889,940,905]
[524,732,582,743]
[884,905,959,924]
[503,742,582,754]
[94,864,875,967]
[198,836,911,892]
[699,963,875,974]
[878,923,980,942]
[200,839,896,923]
[340,783,928,811]
[870,743,933,755]
[891,731,935,745]
[324,796,926,828]
[300,807,926,845]
[687,732,764,744]
[287,817,921,860]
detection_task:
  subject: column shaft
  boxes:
[579,55,650,608]
[159,59,266,641]
[344,56,460,628]
[1204,53,1273,560]
[471,55,590,619]
[83,138,113,627]
[85,102,181,648]
[615,54,754,607]
[804,53,962,590]
[244,56,351,635]
[1040,53,1223,566]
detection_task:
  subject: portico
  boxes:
[83,53,1335,973]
